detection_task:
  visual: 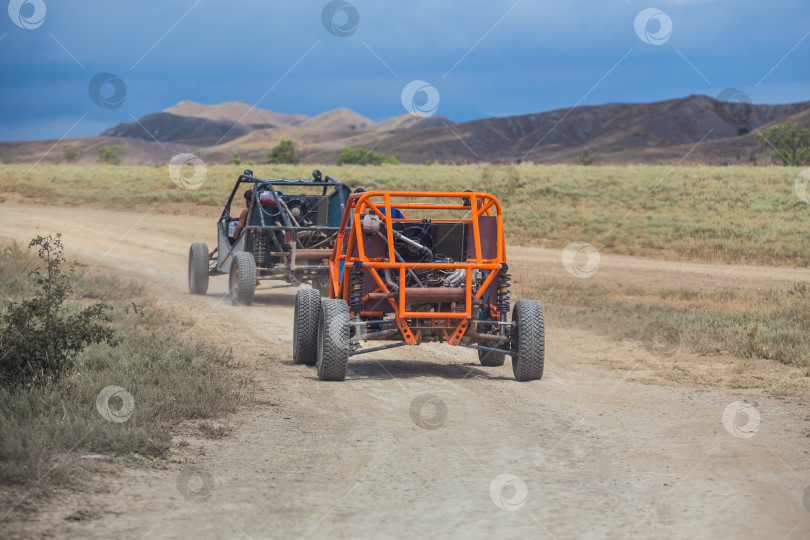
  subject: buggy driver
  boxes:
[232,189,253,240]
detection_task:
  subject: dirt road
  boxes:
[1,202,809,539]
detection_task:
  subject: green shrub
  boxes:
[267,139,298,164]
[578,152,594,166]
[62,146,80,163]
[98,145,125,165]
[0,235,117,387]
[756,122,810,166]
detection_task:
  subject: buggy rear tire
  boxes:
[293,289,321,365]
[478,348,506,367]
[188,243,209,295]
[511,300,545,382]
[229,252,257,306]
[316,299,350,381]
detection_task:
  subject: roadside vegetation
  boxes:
[0,163,807,266]
[514,269,810,395]
[0,237,247,492]
[0,235,117,387]
[519,276,810,369]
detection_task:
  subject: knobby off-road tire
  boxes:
[511,299,545,382]
[478,347,507,367]
[188,243,209,295]
[229,252,257,306]
[316,299,350,381]
[293,289,321,365]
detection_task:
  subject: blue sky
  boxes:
[0,0,808,141]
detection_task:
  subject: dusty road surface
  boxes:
[1,202,809,539]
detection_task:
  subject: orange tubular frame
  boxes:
[328,191,507,346]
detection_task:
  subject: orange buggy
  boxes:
[291,190,545,382]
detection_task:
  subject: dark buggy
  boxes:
[188,170,351,305]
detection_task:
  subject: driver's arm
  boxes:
[233,208,249,239]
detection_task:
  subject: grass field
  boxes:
[1,162,808,397]
[515,275,810,389]
[1,163,807,266]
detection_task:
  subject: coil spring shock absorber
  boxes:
[253,234,267,265]
[350,262,364,315]
[497,264,511,318]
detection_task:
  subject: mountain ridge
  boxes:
[3,95,809,166]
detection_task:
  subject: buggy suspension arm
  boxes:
[349,341,408,356]
[458,342,516,357]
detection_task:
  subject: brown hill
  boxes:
[101,112,269,143]
[354,95,809,165]
[3,96,809,166]
[363,95,808,164]
[296,108,375,132]
[164,100,307,128]
[373,114,455,132]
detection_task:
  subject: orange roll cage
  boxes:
[328,191,507,346]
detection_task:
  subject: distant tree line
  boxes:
[337,147,398,166]
[262,140,399,166]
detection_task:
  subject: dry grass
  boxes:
[197,422,233,439]
[513,268,810,395]
[1,163,806,266]
[0,240,249,491]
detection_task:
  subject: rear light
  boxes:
[259,192,278,207]
[284,231,292,244]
